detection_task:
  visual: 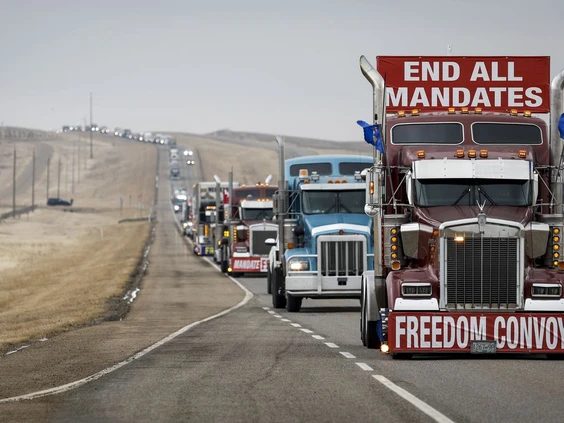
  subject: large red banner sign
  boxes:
[231,257,269,272]
[389,312,564,353]
[376,56,550,113]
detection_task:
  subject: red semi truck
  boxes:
[359,55,564,358]
[218,179,278,277]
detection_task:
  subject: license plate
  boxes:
[470,340,497,354]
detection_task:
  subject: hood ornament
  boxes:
[476,200,487,233]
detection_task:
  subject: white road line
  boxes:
[262,307,270,310]
[300,328,314,334]
[340,352,356,359]
[281,319,291,322]
[373,375,456,423]
[312,335,325,340]
[324,342,339,348]
[273,314,282,318]
[267,310,276,314]
[290,323,302,328]
[0,268,254,404]
[355,362,373,371]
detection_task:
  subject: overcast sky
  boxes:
[1,0,563,141]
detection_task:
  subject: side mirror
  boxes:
[265,238,277,246]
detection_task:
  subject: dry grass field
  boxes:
[0,129,157,352]
[0,127,368,354]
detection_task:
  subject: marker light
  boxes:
[456,149,465,158]
[555,228,561,235]
[480,149,488,158]
[299,169,308,179]
[461,107,469,114]
[369,181,375,195]
[398,110,406,118]
[468,150,477,158]
[432,229,439,237]
[518,150,527,159]
[510,109,518,116]
[411,109,419,116]
[524,110,532,117]
[391,228,398,235]
[448,107,456,114]
[417,150,425,159]
[474,107,483,114]
[391,260,401,270]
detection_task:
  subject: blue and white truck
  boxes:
[268,153,374,312]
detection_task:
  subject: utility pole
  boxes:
[65,153,68,198]
[12,147,16,217]
[32,148,35,209]
[57,157,61,198]
[72,142,76,194]
[46,157,50,202]
[89,92,93,159]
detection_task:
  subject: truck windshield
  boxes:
[241,208,274,220]
[414,179,531,207]
[302,190,365,214]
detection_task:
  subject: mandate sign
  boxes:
[377,56,550,113]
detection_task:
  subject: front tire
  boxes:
[272,267,286,309]
[361,289,380,349]
[286,294,302,312]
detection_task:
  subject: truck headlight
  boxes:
[531,283,562,297]
[401,283,432,297]
[289,260,310,271]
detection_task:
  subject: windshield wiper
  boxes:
[452,186,471,206]
[477,185,497,206]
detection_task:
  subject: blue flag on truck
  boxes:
[357,120,384,155]
[559,113,564,139]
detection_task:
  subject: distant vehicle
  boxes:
[47,197,73,206]
[194,235,214,256]
[187,160,195,165]
[62,126,70,132]
[170,153,179,161]
[183,149,194,156]
[170,167,180,180]
[170,160,179,167]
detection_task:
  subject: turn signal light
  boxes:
[391,260,401,271]
[287,243,294,249]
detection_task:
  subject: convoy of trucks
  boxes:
[174,54,564,359]
[358,55,564,358]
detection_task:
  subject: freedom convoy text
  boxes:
[390,313,564,353]
[377,56,550,112]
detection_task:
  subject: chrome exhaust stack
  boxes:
[360,56,386,310]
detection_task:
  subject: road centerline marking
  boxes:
[340,352,356,359]
[373,375,456,423]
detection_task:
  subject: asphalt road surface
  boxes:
[3,144,564,423]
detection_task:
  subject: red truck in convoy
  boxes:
[359,55,564,358]
[218,178,278,277]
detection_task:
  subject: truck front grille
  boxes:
[251,230,277,256]
[320,239,364,276]
[445,236,518,309]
